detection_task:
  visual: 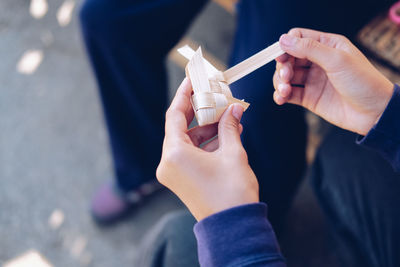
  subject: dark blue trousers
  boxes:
[79,0,391,229]
[311,127,400,267]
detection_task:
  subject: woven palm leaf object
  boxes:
[178,46,249,126]
[177,42,284,126]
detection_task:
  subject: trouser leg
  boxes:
[79,0,208,193]
[312,128,400,267]
[230,0,391,232]
[136,210,198,267]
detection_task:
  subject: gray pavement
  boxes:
[0,1,338,266]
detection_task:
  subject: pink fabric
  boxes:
[90,180,162,221]
[389,1,400,25]
[91,182,129,219]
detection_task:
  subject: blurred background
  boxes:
[1,0,399,266]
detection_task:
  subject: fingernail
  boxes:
[278,83,286,94]
[280,68,288,79]
[280,34,298,46]
[231,104,244,121]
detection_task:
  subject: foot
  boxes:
[90,180,161,225]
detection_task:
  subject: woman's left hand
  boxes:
[156,78,259,221]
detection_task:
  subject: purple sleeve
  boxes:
[357,84,400,172]
[194,203,286,267]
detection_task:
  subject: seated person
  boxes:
[138,28,400,267]
[79,0,393,226]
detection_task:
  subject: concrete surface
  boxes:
[0,1,338,266]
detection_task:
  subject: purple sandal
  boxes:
[90,180,162,225]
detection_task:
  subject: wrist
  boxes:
[374,81,395,124]
[359,79,394,136]
[372,80,394,129]
[189,195,260,222]
[199,199,260,221]
[196,170,260,221]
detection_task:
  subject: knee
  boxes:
[311,128,357,190]
[161,211,196,238]
[311,127,393,197]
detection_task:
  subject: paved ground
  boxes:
[0,1,339,266]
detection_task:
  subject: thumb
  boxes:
[218,104,244,150]
[279,34,339,71]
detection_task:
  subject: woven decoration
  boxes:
[178,42,284,126]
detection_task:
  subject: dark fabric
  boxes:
[357,84,400,172]
[79,0,209,192]
[194,203,285,267]
[79,0,309,232]
[140,131,400,267]
[136,210,199,267]
[312,127,400,267]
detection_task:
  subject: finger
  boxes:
[285,86,305,106]
[187,123,218,147]
[276,61,309,86]
[287,27,328,40]
[273,90,289,105]
[165,78,194,135]
[294,57,312,68]
[274,69,292,98]
[277,83,292,98]
[291,67,309,85]
[275,53,290,63]
[287,30,313,68]
[172,77,195,124]
[202,124,242,152]
[288,28,353,53]
[278,61,293,83]
[274,84,308,106]
[202,138,219,152]
[273,69,279,89]
[218,104,244,151]
[279,34,340,71]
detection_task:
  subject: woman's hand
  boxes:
[273,28,394,136]
[156,78,259,221]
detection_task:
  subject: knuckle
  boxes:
[320,33,349,49]
[335,51,351,64]
[223,117,239,130]
[302,38,317,50]
[165,108,175,120]
[336,33,349,43]
[157,146,183,184]
[288,28,301,36]
[163,147,182,166]
[331,33,349,45]
[155,164,166,184]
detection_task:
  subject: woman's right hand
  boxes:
[273,28,394,136]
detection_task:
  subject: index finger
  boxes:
[277,28,328,64]
[287,28,328,40]
[165,78,195,136]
